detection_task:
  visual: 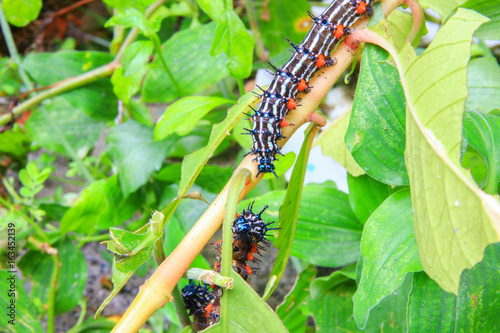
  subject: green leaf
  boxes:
[276,265,317,333]
[53,238,88,314]
[111,65,146,104]
[353,189,423,328]
[307,280,361,332]
[96,175,142,229]
[127,99,154,126]
[461,0,500,40]
[106,120,177,196]
[122,40,154,77]
[154,96,234,140]
[466,57,500,112]
[315,109,365,177]
[105,8,155,36]
[307,275,412,333]
[0,270,44,333]
[347,174,393,224]
[60,180,107,233]
[23,51,117,120]
[408,272,457,332]
[310,264,356,299]
[0,124,30,159]
[1,0,42,27]
[178,90,256,196]
[463,110,500,194]
[25,98,107,157]
[256,0,311,57]
[196,0,229,20]
[142,23,229,103]
[211,10,255,78]
[205,270,287,333]
[455,242,500,331]
[345,43,408,186]
[18,169,33,188]
[418,0,466,20]
[401,8,500,294]
[18,238,87,315]
[103,0,155,11]
[291,183,363,267]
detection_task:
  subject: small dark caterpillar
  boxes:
[246,0,374,177]
[182,203,276,331]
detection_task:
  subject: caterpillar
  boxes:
[246,0,374,177]
[182,203,277,331]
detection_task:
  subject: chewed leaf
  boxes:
[400,9,500,294]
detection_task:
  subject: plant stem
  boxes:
[47,253,61,333]
[0,4,34,90]
[0,62,119,126]
[151,34,183,96]
[0,0,168,127]
[221,168,251,330]
[243,0,267,61]
[67,297,87,333]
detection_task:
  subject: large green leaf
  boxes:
[18,238,87,316]
[1,0,41,27]
[256,0,311,57]
[177,90,257,196]
[25,97,106,157]
[345,13,409,186]
[419,0,466,20]
[315,109,365,177]
[455,242,500,331]
[463,110,500,194]
[408,272,457,332]
[141,23,229,103]
[291,183,363,267]
[204,269,287,333]
[106,120,177,196]
[0,270,44,332]
[466,56,500,113]
[211,10,255,78]
[347,174,393,224]
[121,40,154,77]
[401,8,500,294]
[23,51,117,120]
[409,243,500,332]
[61,176,141,233]
[276,265,317,333]
[307,274,412,332]
[154,96,234,140]
[461,0,500,40]
[353,189,422,328]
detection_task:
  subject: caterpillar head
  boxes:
[257,158,277,177]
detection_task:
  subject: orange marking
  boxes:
[357,1,367,14]
[334,25,345,38]
[280,117,290,128]
[204,303,214,317]
[245,265,252,275]
[316,54,326,68]
[250,243,258,253]
[247,253,254,261]
[298,79,308,92]
[287,98,297,110]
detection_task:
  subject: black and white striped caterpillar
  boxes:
[246,0,374,177]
